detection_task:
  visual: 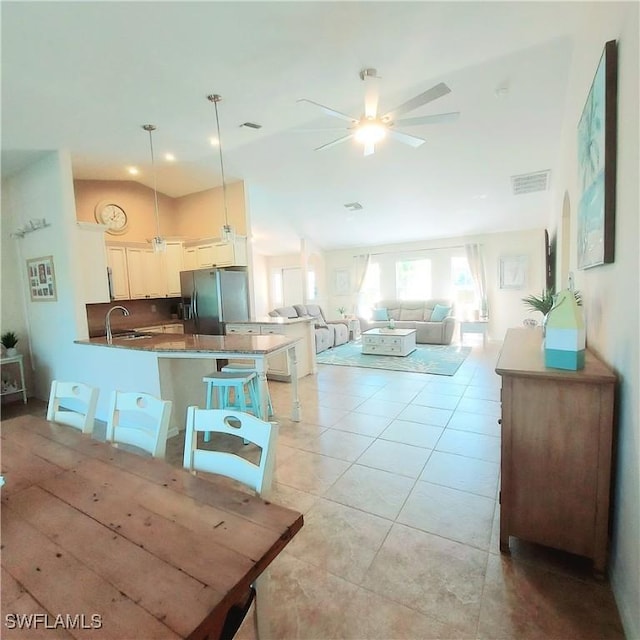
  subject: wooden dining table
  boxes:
[1,414,303,639]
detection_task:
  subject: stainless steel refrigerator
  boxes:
[180,268,250,335]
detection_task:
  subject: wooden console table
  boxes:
[495,328,616,573]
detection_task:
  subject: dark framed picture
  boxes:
[577,40,617,269]
[27,256,57,301]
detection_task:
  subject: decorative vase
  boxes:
[6,348,18,357]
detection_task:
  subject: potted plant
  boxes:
[1,331,19,357]
[522,289,582,335]
[337,306,347,319]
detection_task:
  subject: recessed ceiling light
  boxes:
[164,153,175,162]
[127,167,139,175]
[210,137,219,147]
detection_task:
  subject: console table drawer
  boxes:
[363,344,403,355]
[363,335,401,346]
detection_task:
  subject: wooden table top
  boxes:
[0,415,303,639]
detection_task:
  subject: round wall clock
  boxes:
[94,200,129,235]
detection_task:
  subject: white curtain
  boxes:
[465,243,488,318]
[354,253,371,316]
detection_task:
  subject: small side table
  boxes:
[347,318,361,341]
[460,320,489,347]
[1,354,27,404]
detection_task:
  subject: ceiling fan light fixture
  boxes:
[354,120,386,145]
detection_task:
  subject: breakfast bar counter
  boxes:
[74,333,302,427]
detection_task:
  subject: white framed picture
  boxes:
[499,255,527,290]
[335,269,350,295]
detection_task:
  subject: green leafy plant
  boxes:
[337,306,346,316]
[522,289,582,315]
[1,331,19,349]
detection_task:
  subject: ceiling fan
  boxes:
[298,68,460,156]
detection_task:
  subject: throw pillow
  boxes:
[430,304,452,322]
[372,308,389,321]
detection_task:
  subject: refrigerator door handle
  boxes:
[192,288,198,320]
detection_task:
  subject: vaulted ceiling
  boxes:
[2,2,591,254]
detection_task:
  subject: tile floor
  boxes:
[2,339,625,639]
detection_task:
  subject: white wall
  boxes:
[552,4,639,636]
[1,151,90,398]
[324,228,545,339]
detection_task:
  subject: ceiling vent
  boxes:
[240,122,262,129]
[511,170,550,195]
[344,202,363,212]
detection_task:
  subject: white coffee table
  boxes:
[361,328,417,356]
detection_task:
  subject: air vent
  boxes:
[511,170,550,195]
[240,122,262,129]
[344,202,363,211]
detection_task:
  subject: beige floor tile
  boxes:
[456,397,501,417]
[380,419,444,449]
[352,397,407,419]
[397,403,453,427]
[437,428,501,463]
[363,523,487,635]
[315,390,366,411]
[300,428,374,462]
[276,421,327,449]
[329,411,392,437]
[368,386,420,404]
[275,449,350,495]
[463,384,501,402]
[356,438,432,478]
[398,481,495,550]
[420,450,499,498]
[424,381,467,396]
[285,498,392,583]
[477,553,625,639]
[293,404,349,428]
[412,389,462,410]
[447,410,501,437]
[269,482,319,514]
[325,464,414,519]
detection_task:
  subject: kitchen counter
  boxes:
[74,333,302,428]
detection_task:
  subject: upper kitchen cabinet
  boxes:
[164,241,184,297]
[126,247,166,299]
[183,236,248,269]
[106,246,130,300]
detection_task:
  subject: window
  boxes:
[395,259,431,300]
[450,256,477,319]
[307,270,316,300]
[271,270,283,307]
[358,262,381,318]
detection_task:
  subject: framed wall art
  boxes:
[334,269,350,295]
[27,255,57,301]
[499,255,528,290]
[577,40,617,269]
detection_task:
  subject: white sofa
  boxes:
[358,299,456,345]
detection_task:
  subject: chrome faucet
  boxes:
[105,305,130,343]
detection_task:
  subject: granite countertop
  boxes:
[75,332,299,355]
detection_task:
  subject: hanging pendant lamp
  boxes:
[207,94,234,242]
[142,124,166,253]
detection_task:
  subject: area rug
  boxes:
[316,341,471,376]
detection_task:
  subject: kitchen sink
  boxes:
[114,332,155,341]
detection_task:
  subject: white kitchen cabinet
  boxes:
[75,223,110,303]
[183,236,248,269]
[126,247,166,299]
[164,241,184,297]
[226,319,315,381]
[106,246,130,300]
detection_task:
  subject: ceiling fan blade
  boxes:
[315,134,354,151]
[363,141,375,156]
[297,98,357,123]
[388,129,426,148]
[291,126,351,133]
[382,82,451,121]
[394,112,460,127]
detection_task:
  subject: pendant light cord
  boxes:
[143,124,162,239]
[208,94,230,233]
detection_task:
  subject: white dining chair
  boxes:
[47,380,99,434]
[183,407,279,639]
[106,391,172,459]
[183,407,278,496]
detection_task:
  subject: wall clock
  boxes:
[94,200,128,235]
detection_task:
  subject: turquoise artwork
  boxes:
[577,41,617,269]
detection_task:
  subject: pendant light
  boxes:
[207,94,234,242]
[142,124,166,253]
